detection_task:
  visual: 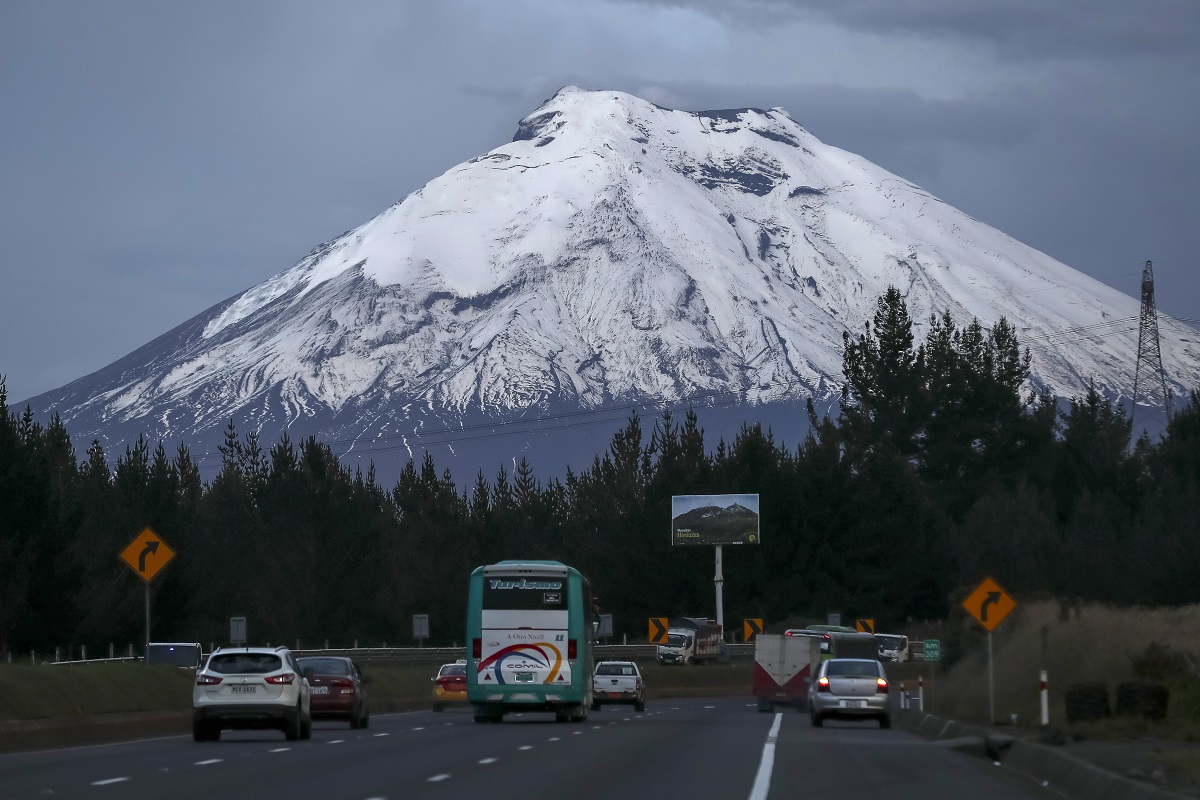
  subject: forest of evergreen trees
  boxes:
[2,288,1197,658]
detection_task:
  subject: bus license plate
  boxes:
[515,673,534,683]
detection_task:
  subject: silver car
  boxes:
[809,658,891,728]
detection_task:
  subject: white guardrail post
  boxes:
[1040,669,1049,726]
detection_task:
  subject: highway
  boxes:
[0,697,1054,800]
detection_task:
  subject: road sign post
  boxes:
[119,527,177,660]
[962,577,1017,723]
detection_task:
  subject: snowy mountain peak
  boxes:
[23,87,1200,480]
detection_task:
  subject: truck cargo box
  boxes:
[753,634,820,712]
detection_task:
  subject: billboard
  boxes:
[671,494,761,546]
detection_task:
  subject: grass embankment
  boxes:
[0,657,752,722]
[927,600,1200,781]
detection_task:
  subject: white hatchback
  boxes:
[192,646,312,742]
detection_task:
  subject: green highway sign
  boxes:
[923,639,941,662]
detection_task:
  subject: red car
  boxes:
[432,661,467,711]
[296,656,370,729]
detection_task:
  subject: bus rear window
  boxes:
[483,577,569,610]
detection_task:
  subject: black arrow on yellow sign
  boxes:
[743,618,763,642]
[648,617,669,644]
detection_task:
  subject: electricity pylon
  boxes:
[1130,260,1171,444]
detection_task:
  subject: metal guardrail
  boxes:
[32,642,757,667]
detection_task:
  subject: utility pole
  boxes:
[1130,260,1171,446]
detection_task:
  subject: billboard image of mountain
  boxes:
[671,494,761,546]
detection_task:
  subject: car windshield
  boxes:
[297,657,351,675]
[596,664,635,676]
[876,636,902,648]
[666,634,689,647]
[825,660,879,678]
[440,664,466,677]
[208,653,283,674]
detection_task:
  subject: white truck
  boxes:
[656,617,723,665]
[591,660,646,712]
[753,633,821,712]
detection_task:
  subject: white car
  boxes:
[192,646,312,741]
[809,658,891,729]
[592,660,646,712]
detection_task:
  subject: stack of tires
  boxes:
[1116,681,1169,720]
[1064,682,1110,723]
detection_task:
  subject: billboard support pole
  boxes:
[714,544,724,637]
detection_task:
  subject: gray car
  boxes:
[809,658,891,728]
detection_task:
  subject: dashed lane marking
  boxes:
[427,774,450,782]
[479,758,498,764]
[194,759,222,766]
[519,745,534,751]
[270,747,290,753]
[91,777,129,786]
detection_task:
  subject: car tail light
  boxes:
[196,674,222,685]
[817,676,830,692]
[568,639,577,660]
[472,638,481,659]
[876,677,889,693]
[265,673,296,685]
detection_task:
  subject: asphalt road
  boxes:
[0,697,1056,800]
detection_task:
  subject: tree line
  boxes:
[1,287,1197,657]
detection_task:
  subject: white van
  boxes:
[875,634,909,662]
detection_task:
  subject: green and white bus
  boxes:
[466,560,594,723]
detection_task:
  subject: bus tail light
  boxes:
[568,639,577,660]
[472,638,481,659]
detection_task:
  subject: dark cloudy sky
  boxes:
[3,0,1198,403]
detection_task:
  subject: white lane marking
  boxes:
[748,713,783,800]
[548,737,561,742]
[427,774,451,782]
[572,731,583,735]
[373,733,389,737]
[592,725,601,730]
[194,759,222,766]
[328,739,345,744]
[91,777,129,785]
[479,757,498,764]
[412,727,425,731]
[519,745,534,751]
[270,747,290,753]
[705,705,716,709]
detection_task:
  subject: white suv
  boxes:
[192,646,312,742]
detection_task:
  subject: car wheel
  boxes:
[635,699,645,713]
[285,705,302,741]
[591,700,600,711]
[192,720,208,742]
[301,713,312,740]
[879,714,891,729]
[350,707,362,729]
[811,712,823,727]
[361,711,370,729]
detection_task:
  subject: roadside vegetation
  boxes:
[1,287,1197,662]
[0,658,752,722]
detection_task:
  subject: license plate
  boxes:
[841,699,864,708]
[608,692,622,699]
[231,685,257,694]
[311,686,329,694]
[515,673,534,683]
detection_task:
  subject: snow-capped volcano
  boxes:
[22,87,1199,479]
